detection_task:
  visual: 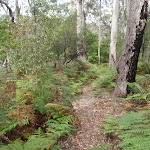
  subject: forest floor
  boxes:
[60,83,125,150]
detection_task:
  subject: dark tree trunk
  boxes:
[114,0,148,97]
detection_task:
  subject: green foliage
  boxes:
[124,81,150,102]
[63,61,99,93]
[103,111,150,150]
[0,107,7,126]
[102,116,118,133]
[87,143,110,150]
[45,104,75,145]
[0,16,15,63]
[46,115,74,139]
[0,65,79,149]
[86,33,110,63]
[0,127,60,150]
[1,120,23,135]
[92,66,116,90]
[125,92,150,102]
[136,74,150,85]
[137,62,150,74]
[126,82,145,93]
[33,67,76,114]
[23,127,55,150]
[0,139,24,150]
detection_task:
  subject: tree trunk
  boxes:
[15,0,20,18]
[98,0,101,65]
[33,0,38,82]
[77,0,86,61]
[114,0,148,97]
[6,48,12,73]
[109,0,119,67]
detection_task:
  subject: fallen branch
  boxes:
[0,134,11,143]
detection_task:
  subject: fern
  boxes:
[124,82,150,102]
[46,114,75,139]
[125,82,145,93]
[87,142,110,150]
[23,127,55,150]
[102,116,118,133]
[125,92,150,101]
[46,121,74,138]
[0,107,7,126]
[45,103,68,111]
[103,111,150,150]
[136,74,150,85]
[15,77,34,90]
[0,139,24,150]
[0,128,56,150]
[0,117,29,135]
[92,67,116,89]
[69,80,82,95]
[45,106,75,141]
[51,145,61,150]
[45,102,75,143]
[0,66,80,149]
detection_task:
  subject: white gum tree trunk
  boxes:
[77,0,86,61]
[109,0,119,67]
[98,0,102,65]
[15,0,20,18]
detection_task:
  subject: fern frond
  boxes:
[0,139,23,150]
[125,82,145,93]
[103,111,150,150]
[45,103,67,111]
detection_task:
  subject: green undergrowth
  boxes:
[92,65,117,95]
[124,71,150,105]
[137,62,150,74]
[0,61,99,150]
[103,111,150,150]
[63,61,100,94]
[99,62,150,150]
[87,142,110,150]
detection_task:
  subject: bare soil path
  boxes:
[61,84,123,150]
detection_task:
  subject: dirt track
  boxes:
[61,84,123,150]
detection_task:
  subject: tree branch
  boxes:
[0,134,11,143]
[0,0,14,23]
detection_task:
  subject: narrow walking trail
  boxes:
[61,84,123,150]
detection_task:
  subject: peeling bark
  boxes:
[114,0,148,97]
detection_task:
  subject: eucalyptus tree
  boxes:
[114,0,148,97]
[77,0,86,61]
[98,0,101,65]
[15,0,20,18]
[109,0,119,67]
